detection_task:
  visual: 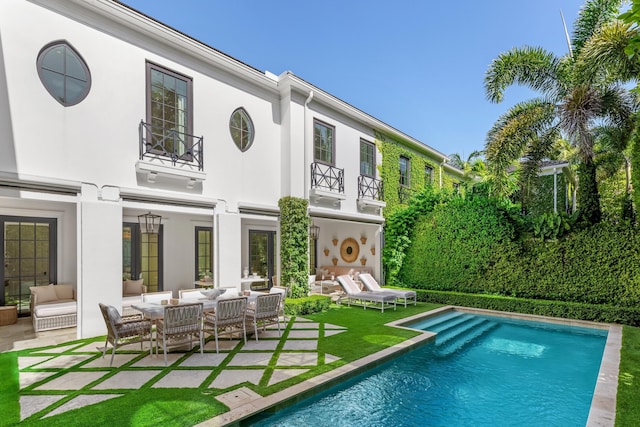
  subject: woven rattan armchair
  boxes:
[245,293,282,341]
[98,303,152,366]
[156,303,204,366]
[203,297,247,353]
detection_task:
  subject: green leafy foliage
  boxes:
[392,191,640,319]
[399,195,520,288]
[278,196,310,298]
[532,212,572,240]
[415,289,640,326]
[382,186,447,285]
[376,131,460,217]
[284,295,331,316]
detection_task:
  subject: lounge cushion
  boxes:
[30,285,58,303]
[123,279,144,296]
[33,300,77,317]
[54,285,74,300]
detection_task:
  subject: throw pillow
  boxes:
[31,285,58,303]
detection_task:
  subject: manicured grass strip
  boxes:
[18,389,227,427]
[616,325,640,427]
[306,302,440,363]
[0,352,20,425]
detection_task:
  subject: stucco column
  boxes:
[215,212,241,291]
[77,184,123,338]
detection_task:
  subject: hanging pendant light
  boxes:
[138,211,162,234]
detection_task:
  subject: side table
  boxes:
[0,305,18,326]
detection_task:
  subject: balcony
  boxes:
[310,162,346,205]
[357,175,386,212]
[136,121,206,188]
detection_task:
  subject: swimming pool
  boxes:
[246,310,608,426]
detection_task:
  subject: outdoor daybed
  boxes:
[30,284,77,332]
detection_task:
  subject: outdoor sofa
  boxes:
[29,284,77,332]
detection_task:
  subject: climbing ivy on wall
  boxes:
[278,196,309,298]
[521,173,569,216]
[375,131,459,218]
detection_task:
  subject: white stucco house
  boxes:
[0,0,461,338]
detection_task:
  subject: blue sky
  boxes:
[122,0,587,159]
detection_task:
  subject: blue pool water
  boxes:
[247,311,608,427]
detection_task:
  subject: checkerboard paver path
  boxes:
[15,317,347,422]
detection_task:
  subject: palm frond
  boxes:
[485,99,558,195]
[577,20,640,84]
[484,46,562,103]
[572,0,624,57]
[520,127,562,185]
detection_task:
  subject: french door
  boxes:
[1,216,57,315]
[248,230,276,287]
[123,223,163,292]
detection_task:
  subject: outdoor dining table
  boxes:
[131,294,260,321]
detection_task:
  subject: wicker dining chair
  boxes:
[156,302,204,366]
[245,293,282,341]
[98,303,152,366]
[203,297,247,353]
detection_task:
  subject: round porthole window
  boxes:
[229,107,254,152]
[37,41,91,106]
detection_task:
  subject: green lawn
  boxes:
[616,325,640,427]
[2,303,638,426]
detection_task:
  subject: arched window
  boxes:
[229,107,254,152]
[37,41,91,106]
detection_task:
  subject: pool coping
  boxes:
[202,306,620,426]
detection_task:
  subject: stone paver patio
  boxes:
[12,317,348,422]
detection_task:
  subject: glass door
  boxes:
[1,216,57,315]
[249,230,275,287]
[123,223,163,292]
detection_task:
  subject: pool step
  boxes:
[436,320,499,357]
[410,311,468,332]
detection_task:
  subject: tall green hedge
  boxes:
[400,195,520,288]
[396,195,640,316]
[278,196,309,298]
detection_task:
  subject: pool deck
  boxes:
[204,306,620,426]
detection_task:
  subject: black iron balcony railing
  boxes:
[139,121,204,171]
[358,175,384,201]
[311,162,344,193]
[398,186,414,204]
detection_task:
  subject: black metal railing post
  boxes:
[310,162,344,193]
[358,175,384,201]
[139,121,204,171]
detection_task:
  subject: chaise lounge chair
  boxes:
[336,275,396,313]
[358,273,417,308]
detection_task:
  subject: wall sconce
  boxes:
[309,221,320,240]
[138,211,162,234]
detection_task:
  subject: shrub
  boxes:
[415,289,640,326]
[285,295,331,316]
[400,195,519,289]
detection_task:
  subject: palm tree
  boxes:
[449,150,485,176]
[484,0,637,225]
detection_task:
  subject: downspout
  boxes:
[304,91,314,200]
[439,159,447,189]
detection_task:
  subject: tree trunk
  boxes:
[576,158,601,226]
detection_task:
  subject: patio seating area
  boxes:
[4,314,349,424]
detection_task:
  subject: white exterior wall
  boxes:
[0,0,460,337]
[0,0,282,208]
